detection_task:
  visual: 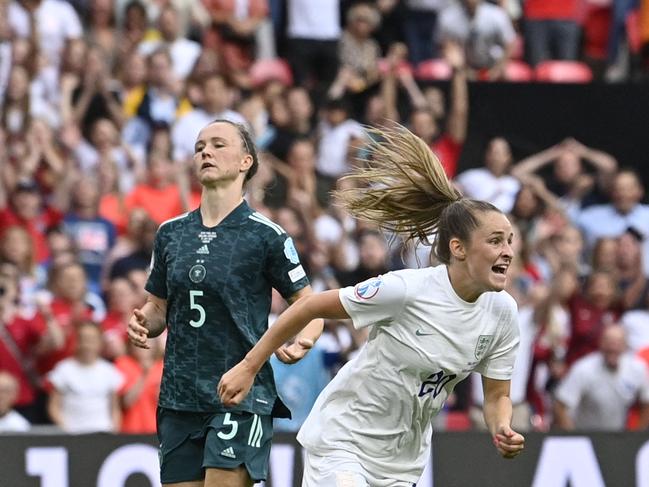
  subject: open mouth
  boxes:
[491,264,508,275]
[201,162,216,170]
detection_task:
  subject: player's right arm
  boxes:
[127,293,167,349]
[218,289,348,406]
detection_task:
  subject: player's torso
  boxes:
[161,214,272,336]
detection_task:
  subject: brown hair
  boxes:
[334,125,501,265]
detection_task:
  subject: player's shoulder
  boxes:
[481,289,518,322]
[246,210,287,239]
[157,211,192,234]
[385,267,435,287]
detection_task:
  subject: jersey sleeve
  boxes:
[474,299,520,380]
[265,234,309,299]
[144,227,168,299]
[554,361,586,409]
[338,272,408,330]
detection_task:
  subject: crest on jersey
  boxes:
[189,264,206,283]
[354,277,382,300]
[475,335,494,360]
[284,238,300,264]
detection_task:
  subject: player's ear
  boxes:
[239,154,253,173]
[449,237,466,261]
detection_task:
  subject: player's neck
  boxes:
[199,186,244,227]
[446,265,482,303]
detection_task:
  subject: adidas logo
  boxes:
[196,245,209,254]
[220,446,236,459]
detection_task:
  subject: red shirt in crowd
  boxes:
[565,294,622,367]
[125,184,184,225]
[36,298,94,375]
[115,356,163,434]
[431,134,463,179]
[0,207,63,263]
[524,0,584,21]
[0,313,47,406]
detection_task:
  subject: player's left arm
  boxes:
[274,286,324,364]
[482,376,525,459]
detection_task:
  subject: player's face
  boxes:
[193,122,252,188]
[464,211,514,294]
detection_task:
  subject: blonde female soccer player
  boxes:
[219,126,524,486]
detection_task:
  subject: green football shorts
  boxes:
[157,407,273,484]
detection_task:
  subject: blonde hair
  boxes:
[335,125,501,264]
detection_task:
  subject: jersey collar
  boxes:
[192,199,253,229]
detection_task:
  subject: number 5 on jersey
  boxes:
[189,290,205,327]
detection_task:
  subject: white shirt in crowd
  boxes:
[138,38,201,81]
[438,1,515,69]
[0,410,30,432]
[316,120,365,178]
[621,309,649,352]
[8,0,82,68]
[297,265,519,483]
[172,108,247,162]
[48,358,123,433]
[287,0,341,40]
[555,352,649,430]
[455,167,521,214]
[574,203,649,276]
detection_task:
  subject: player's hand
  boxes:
[493,426,525,459]
[218,360,256,407]
[274,337,314,364]
[127,309,150,349]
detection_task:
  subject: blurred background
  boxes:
[1,0,649,484]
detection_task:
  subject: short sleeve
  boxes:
[474,300,520,380]
[339,272,407,330]
[496,9,516,44]
[637,360,649,403]
[554,363,586,409]
[265,234,309,299]
[61,2,83,39]
[144,228,168,299]
[47,363,68,392]
[107,365,125,393]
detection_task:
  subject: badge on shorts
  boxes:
[475,335,494,360]
[189,264,206,283]
[354,277,382,300]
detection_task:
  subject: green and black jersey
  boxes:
[145,201,309,416]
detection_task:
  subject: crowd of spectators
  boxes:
[0,0,648,436]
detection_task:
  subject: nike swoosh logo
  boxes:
[415,329,435,336]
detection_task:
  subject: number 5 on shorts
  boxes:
[217,413,238,440]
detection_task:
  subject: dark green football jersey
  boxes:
[145,201,309,415]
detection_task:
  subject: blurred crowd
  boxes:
[0,0,648,436]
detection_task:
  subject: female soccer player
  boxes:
[218,126,525,486]
[127,120,322,487]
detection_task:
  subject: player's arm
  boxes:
[127,293,167,349]
[219,290,348,405]
[552,399,575,430]
[275,285,325,364]
[482,376,525,459]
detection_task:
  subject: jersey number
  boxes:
[217,413,238,440]
[418,371,457,399]
[189,290,205,328]
[216,413,263,448]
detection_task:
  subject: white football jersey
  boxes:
[297,265,519,483]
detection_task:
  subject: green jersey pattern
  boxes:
[146,202,309,415]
